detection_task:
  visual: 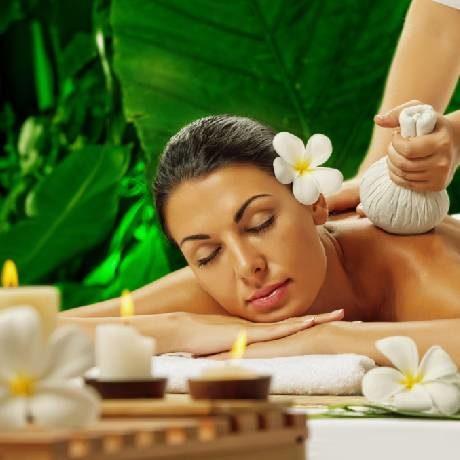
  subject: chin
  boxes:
[249,302,306,323]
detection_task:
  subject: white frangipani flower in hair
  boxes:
[0,306,100,429]
[273,132,343,205]
[362,336,460,416]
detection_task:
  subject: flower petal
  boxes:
[42,325,94,381]
[0,306,46,381]
[0,397,28,428]
[31,381,100,428]
[310,167,343,196]
[423,381,460,416]
[375,336,419,375]
[305,134,333,167]
[418,346,458,382]
[442,373,460,388]
[273,157,295,184]
[362,367,405,402]
[292,174,320,205]
[392,385,433,412]
[272,132,305,165]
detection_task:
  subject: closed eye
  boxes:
[246,214,276,234]
[197,215,277,267]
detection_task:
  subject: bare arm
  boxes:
[58,310,344,355]
[60,265,227,317]
[359,0,460,174]
[234,319,460,367]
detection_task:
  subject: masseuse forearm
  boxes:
[329,319,460,366]
[359,0,460,174]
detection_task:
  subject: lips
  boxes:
[247,279,290,301]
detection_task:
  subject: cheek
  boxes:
[284,225,327,308]
[193,269,242,316]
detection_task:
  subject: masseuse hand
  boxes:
[326,100,460,215]
[326,177,363,217]
[136,309,344,356]
[373,100,460,192]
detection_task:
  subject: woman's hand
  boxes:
[134,309,344,356]
[375,100,460,192]
[208,321,339,359]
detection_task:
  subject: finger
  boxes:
[388,170,430,192]
[246,319,314,345]
[391,132,438,160]
[374,100,423,128]
[203,351,229,360]
[387,143,433,173]
[387,158,430,182]
[326,187,360,214]
[355,203,366,217]
[311,309,345,325]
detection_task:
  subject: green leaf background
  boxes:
[1,0,459,309]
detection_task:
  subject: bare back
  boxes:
[329,216,460,322]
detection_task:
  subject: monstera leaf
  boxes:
[111,0,410,174]
[0,145,130,283]
[111,0,460,210]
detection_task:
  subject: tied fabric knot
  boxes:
[360,104,449,234]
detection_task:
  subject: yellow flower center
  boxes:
[400,372,423,390]
[294,159,311,176]
[9,373,36,396]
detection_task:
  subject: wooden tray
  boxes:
[0,399,307,460]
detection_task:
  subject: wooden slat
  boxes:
[270,394,366,407]
[0,399,307,460]
[258,410,284,430]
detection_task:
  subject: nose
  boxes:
[226,235,267,284]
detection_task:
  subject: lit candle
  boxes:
[200,329,258,380]
[0,260,59,337]
[95,290,155,379]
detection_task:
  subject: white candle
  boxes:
[200,329,258,380]
[95,323,155,379]
[0,260,59,337]
[201,361,258,380]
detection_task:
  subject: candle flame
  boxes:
[1,260,19,287]
[230,329,247,359]
[120,289,134,317]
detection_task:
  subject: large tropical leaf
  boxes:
[111,0,408,170]
[111,0,459,211]
[0,145,130,283]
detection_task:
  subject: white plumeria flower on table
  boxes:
[0,306,100,429]
[362,336,460,416]
[273,132,343,205]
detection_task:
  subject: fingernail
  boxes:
[333,309,344,314]
[303,318,314,323]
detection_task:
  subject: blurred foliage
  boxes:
[0,0,176,309]
[1,0,459,309]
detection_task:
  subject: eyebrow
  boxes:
[179,194,273,248]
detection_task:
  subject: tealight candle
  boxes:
[188,329,271,400]
[200,330,258,380]
[95,290,155,379]
[0,260,59,337]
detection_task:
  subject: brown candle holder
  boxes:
[188,375,271,400]
[84,376,167,399]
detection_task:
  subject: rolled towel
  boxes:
[154,354,375,395]
[360,104,450,234]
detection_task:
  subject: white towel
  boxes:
[153,354,375,395]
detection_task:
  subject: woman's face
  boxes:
[165,164,327,322]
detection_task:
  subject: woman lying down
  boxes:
[60,115,460,366]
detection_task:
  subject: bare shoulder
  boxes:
[325,216,460,321]
[326,215,460,258]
